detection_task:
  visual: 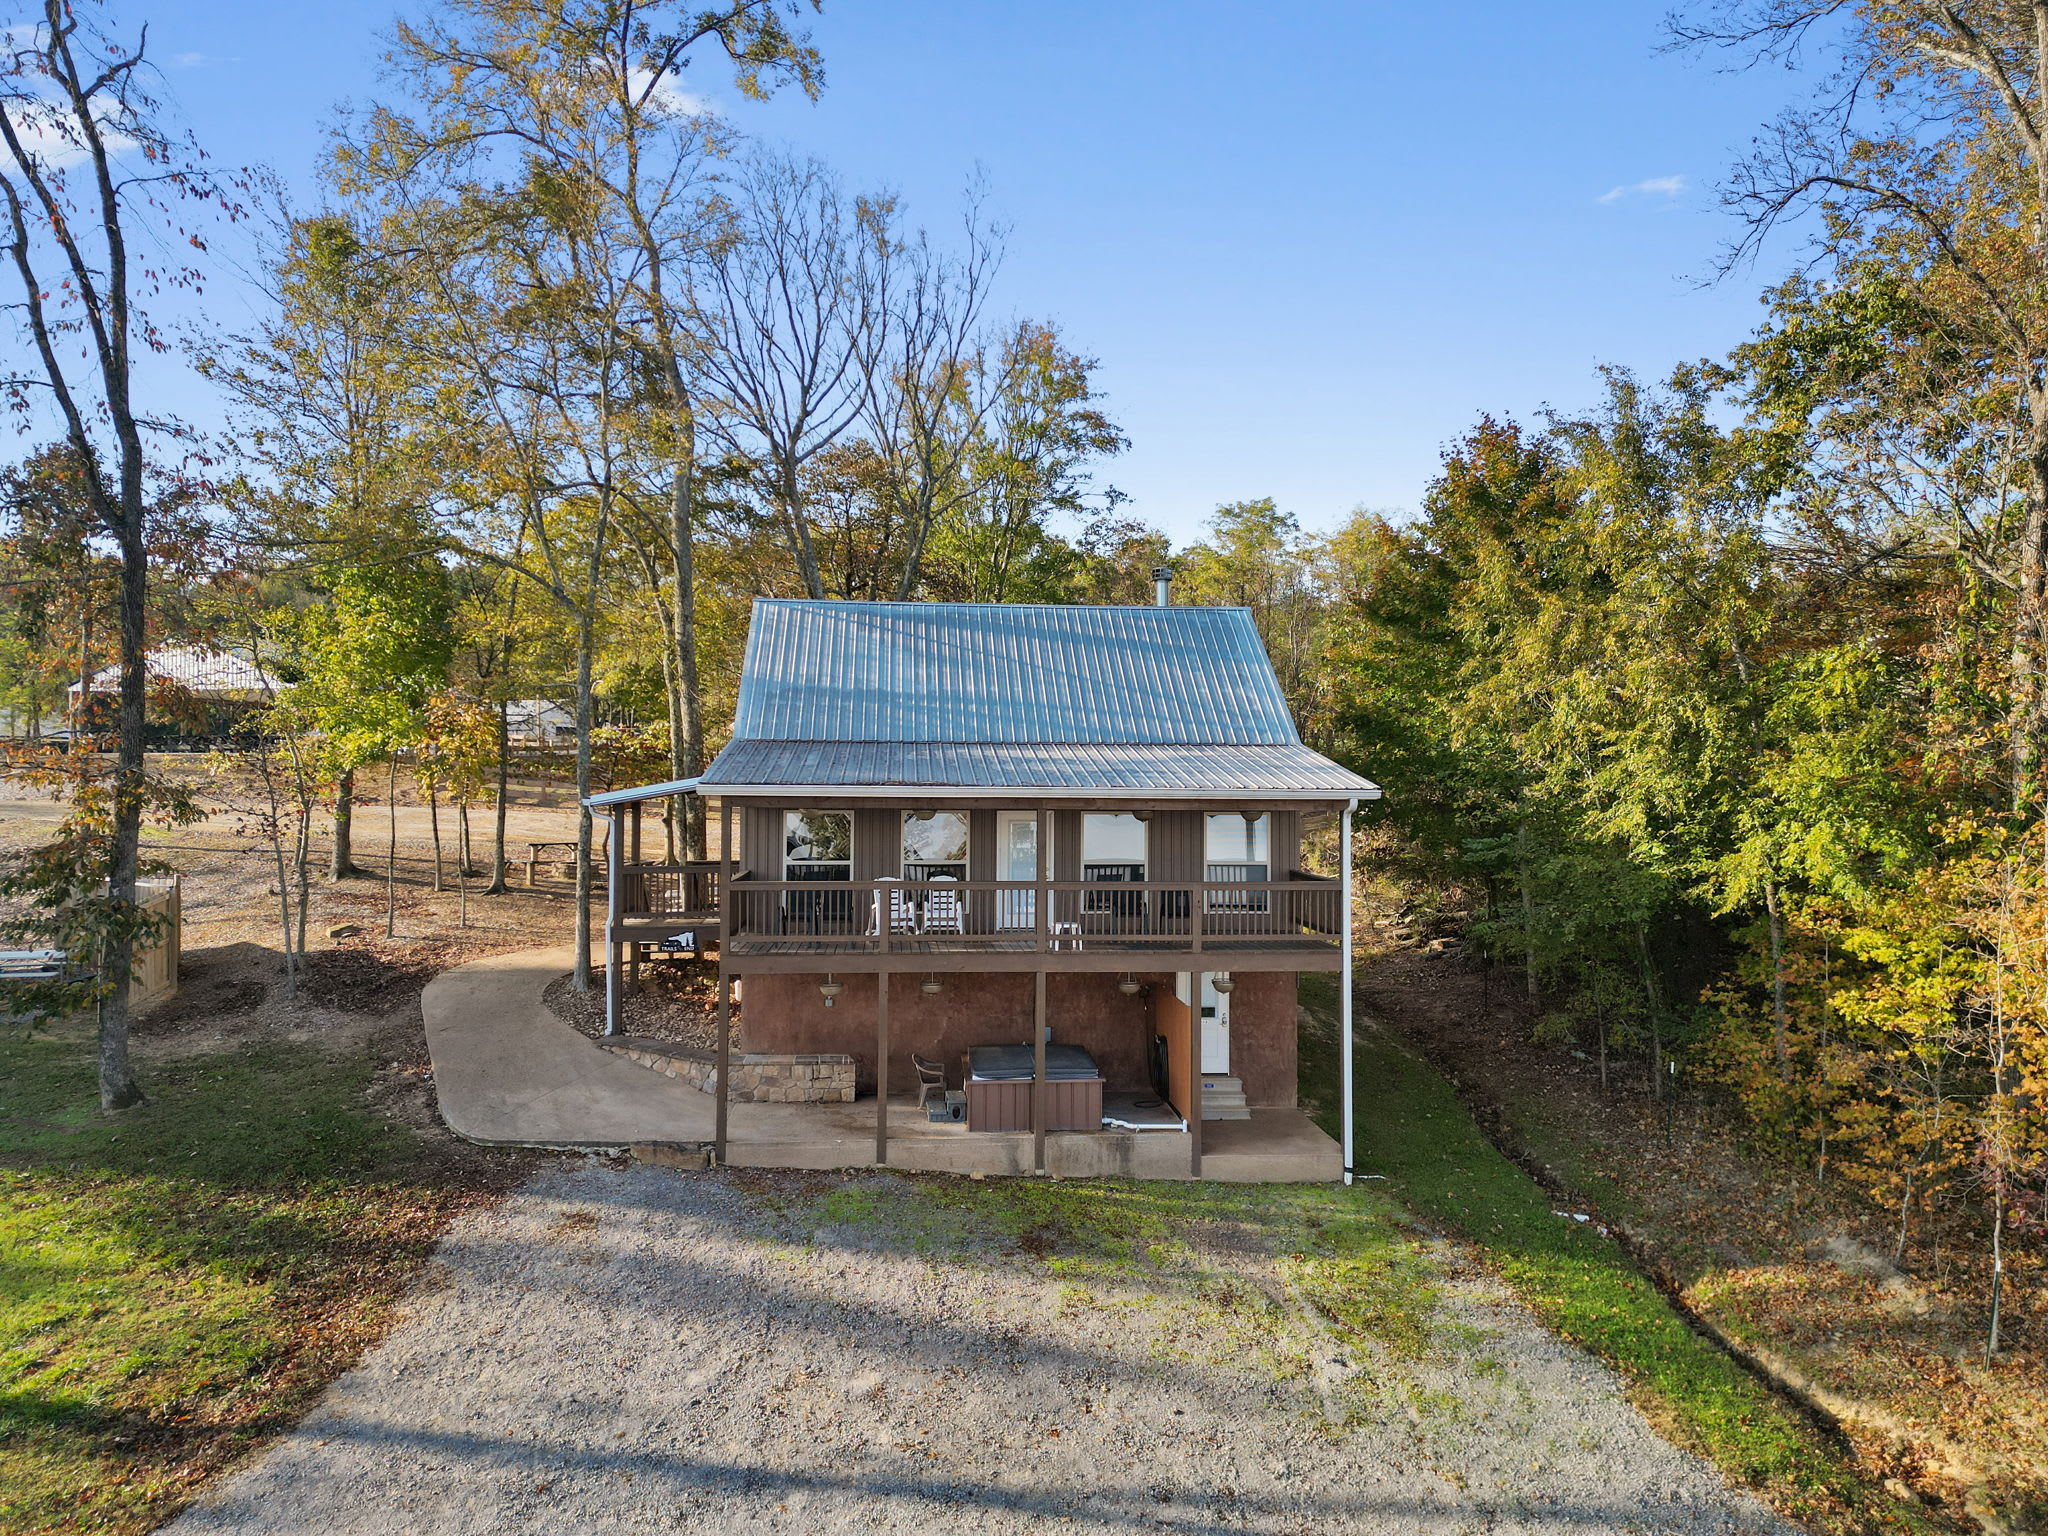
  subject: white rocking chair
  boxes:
[922,875,964,935]
[867,878,919,937]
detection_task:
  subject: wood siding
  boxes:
[1151,810,1201,882]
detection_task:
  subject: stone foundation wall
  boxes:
[600,1039,856,1103]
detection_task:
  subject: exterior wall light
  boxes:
[1212,972,1235,994]
[920,974,943,996]
[819,975,843,1007]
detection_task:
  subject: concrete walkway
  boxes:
[421,947,1341,1180]
[423,947,712,1148]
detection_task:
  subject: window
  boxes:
[901,810,968,881]
[784,811,851,880]
[1083,812,1147,915]
[1204,813,1270,879]
[783,810,853,929]
[1206,812,1270,914]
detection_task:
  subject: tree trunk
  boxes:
[1635,920,1664,1102]
[331,766,357,880]
[1517,820,1538,1007]
[384,755,399,939]
[778,461,827,599]
[487,700,510,895]
[75,608,91,738]
[670,455,706,861]
[572,619,597,989]
[428,779,443,894]
[1764,876,1791,1086]
[98,520,147,1111]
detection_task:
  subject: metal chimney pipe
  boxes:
[1152,565,1172,607]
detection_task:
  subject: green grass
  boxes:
[1298,973,1940,1534]
[0,1026,518,1536]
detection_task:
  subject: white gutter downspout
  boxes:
[595,807,622,1037]
[1341,796,1358,1187]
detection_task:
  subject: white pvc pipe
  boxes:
[1340,796,1357,1187]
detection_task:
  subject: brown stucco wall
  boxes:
[736,969,1298,1107]
[1221,972,1298,1107]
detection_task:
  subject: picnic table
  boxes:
[519,826,616,887]
[0,948,74,981]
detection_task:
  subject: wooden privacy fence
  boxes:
[131,876,181,1010]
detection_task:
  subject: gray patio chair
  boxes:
[913,1053,949,1112]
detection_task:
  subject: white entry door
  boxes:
[1199,973,1231,1073]
[997,811,1037,929]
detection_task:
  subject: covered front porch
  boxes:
[420,945,1342,1181]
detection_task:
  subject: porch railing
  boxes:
[616,861,723,917]
[719,876,1342,955]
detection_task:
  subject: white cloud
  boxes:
[1598,174,1686,204]
[1,99,138,171]
[627,67,716,117]
[169,51,238,68]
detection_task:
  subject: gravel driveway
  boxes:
[165,1162,1795,1535]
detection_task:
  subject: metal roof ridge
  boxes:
[749,597,1258,613]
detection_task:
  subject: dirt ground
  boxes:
[1356,937,2048,1528]
[159,1162,1795,1536]
[0,781,589,1077]
[545,963,723,1046]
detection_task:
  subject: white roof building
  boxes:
[69,645,282,700]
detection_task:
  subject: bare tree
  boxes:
[695,151,884,597]
[855,203,1007,599]
[0,1,235,1109]
[373,0,825,860]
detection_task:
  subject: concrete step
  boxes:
[1200,1076,1251,1121]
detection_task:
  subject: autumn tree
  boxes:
[0,1,236,1108]
[361,0,824,862]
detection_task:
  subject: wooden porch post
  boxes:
[1187,970,1203,1179]
[718,798,734,932]
[1033,968,1047,1175]
[1035,807,1050,952]
[875,970,890,1165]
[714,964,731,1165]
[715,797,734,1167]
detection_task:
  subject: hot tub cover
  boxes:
[968,1044,1102,1082]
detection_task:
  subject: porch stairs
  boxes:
[1199,1074,1251,1121]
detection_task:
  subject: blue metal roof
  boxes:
[730,600,1302,745]
[702,739,1376,794]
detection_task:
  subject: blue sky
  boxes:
[149,1,1814,542]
